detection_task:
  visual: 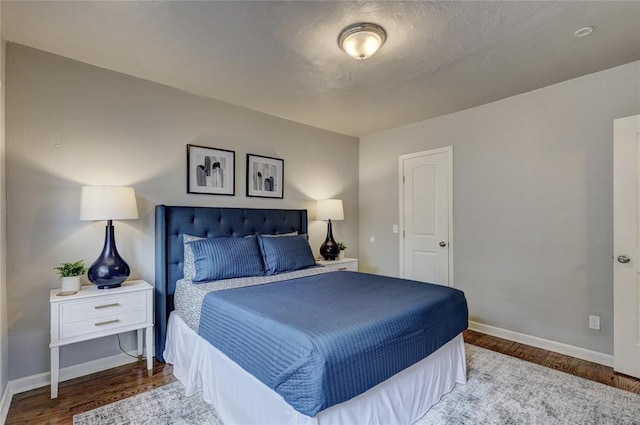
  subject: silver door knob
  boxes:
[439,241,447,247]
[618,255,631,264]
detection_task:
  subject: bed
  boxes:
[155,205,468,425]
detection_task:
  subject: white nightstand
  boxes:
[316,257,359,272]
[49,279,153,399]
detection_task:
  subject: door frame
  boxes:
[613,114,640,377]
[398,146,454,285]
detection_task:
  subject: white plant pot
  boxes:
[60,276,81,293]
[338,251,345,260]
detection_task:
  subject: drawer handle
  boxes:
[94,303,120,310]
[337,267,348,271]
[95,319,120,327]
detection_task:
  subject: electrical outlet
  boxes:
[588,315,601,331]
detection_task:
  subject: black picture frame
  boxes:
[246,154,284,199]
[187,144,235,196]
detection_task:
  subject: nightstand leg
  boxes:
[137,329,143,362]
[146,326,154,377]
[50,346,59,399]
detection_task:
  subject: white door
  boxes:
[614,114,640,378]
[399,147,452,286]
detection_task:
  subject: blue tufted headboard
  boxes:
[154,205,308,361]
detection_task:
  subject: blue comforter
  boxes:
[198,271,468,416]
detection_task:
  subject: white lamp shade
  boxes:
[80,186,139,221]
[316,199,344,221]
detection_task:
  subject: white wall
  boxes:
[359,61,640,355]
[0,0,9,399]
[5,43,359,380]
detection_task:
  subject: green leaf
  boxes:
[54,260,88,277]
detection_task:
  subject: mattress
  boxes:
[198,271,468,416]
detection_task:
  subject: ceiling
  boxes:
[3,1,640,137]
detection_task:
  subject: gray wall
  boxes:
[359,61,640,355]
[5,44,359,380]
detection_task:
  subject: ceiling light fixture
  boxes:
[338,22,387,60]
[573,26,594,38]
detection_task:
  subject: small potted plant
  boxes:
[54,260,87,294]
[337,242,348,260]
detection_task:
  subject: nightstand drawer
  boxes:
[60,292,147,322]
[60,309,147,340]
[330,262,357,272]
[317,258,358,272]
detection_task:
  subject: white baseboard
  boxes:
[468,321,613,367]
[10,349,141,396]
[0,383,12,425]
[0,349,144,424]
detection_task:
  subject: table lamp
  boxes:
[316,199,344,260]
[80,186,139,289]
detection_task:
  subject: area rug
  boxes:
[74,344,640,425]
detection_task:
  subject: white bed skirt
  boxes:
[164,312,467,425]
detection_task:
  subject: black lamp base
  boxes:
[88,221,130,289]
[320,219,340,261]
[95,282,124,290]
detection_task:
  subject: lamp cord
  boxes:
[116,334,146,360]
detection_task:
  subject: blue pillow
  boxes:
[188,235,265,283]
[258,234,316,275]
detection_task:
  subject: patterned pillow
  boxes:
[258,234,316,275]
[183,234,205,280]
[189,235,265,283]
[260,231,298,237]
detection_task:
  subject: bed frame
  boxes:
[154,205,308,361]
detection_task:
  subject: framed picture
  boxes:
[187,144,235,195]
[246,154,284,199]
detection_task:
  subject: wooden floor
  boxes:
[464,330,640,393]
[6,360,177,425]
[7,330,640,424]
